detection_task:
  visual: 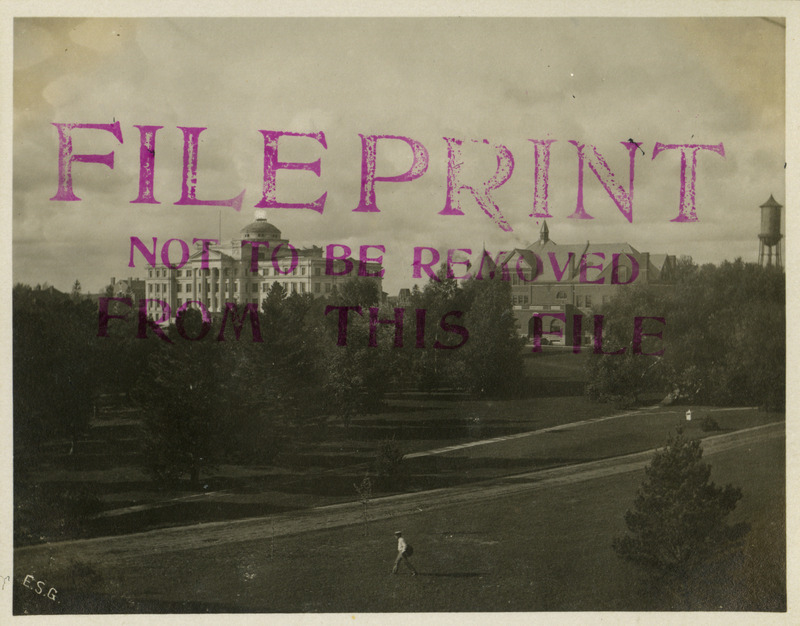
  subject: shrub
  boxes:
[700,416,721,432]
[373,437,405,488]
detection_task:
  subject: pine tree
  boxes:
[613,429,746,574]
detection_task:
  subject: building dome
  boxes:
[240,211,282,241]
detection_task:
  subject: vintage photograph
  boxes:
[10,12,787,616]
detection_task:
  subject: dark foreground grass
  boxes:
[17,428,784,613]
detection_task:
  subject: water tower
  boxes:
[758,194,783,268]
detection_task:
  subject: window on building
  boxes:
[314,283,320,293]
[148,284,153,293]
[148,270,153,278]
[234,283,238,292]
[556,291,567,299]
[223,268,229,277]
[299,283,305,292]
[576,295,583,307]
[177,298,182,306]
[176,270,181,277]
[325,283,331,293]
[315,267,321,276]
[156,284,160,293]
[301,267,306,275]
[252,283,259,292]
[585,295,592,307]
[292,267,297,276]
[186,284,192,293]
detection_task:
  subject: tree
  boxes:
[257,286,327,425]
[134,304,313,484]
[319,279,395,425]
[70,279,82,301]
[405,265,468,390]
[134,333,228,487]
[457,278,525,396]
[353,475,372,536]
[13,283,101,456]
[613,429,746,574]
[95,280,157,401]
[585,351,652,408]
[332,278,382,307]
[374,436,405,485]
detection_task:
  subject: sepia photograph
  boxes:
[5,3,792,619]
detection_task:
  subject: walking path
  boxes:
[405,405,757,458]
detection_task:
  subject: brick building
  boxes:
[494,221,676,344]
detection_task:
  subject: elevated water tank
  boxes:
[759,194,782,246]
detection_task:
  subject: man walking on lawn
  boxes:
[392,530,417,575]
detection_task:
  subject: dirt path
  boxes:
[405,405,758,458]
[403,404,668,458]
[15,421,782,575]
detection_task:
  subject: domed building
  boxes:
[143,212,383,318]
[238,212,286,245]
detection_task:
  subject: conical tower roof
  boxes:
[760,194,782,210]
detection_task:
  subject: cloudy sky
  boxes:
[13,16,785,295]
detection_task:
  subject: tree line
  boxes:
[14,258,784,485]
[585,258,784,411]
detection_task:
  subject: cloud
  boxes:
[12,17,785,295]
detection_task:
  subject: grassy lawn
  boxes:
[18,427,783,613]
[18,397,783,542]
[16,347,785,546]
